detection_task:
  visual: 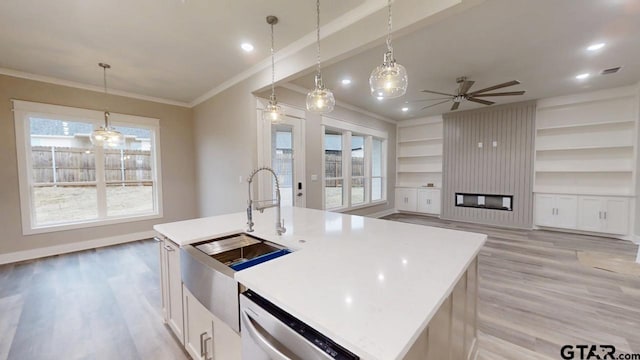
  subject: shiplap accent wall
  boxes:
[442,101,536,228]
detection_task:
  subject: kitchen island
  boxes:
[154,207,486,360]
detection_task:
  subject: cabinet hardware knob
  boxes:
[164,245,175,252]
[200,332,207,357]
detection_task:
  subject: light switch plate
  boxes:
[478,142,483,148]
[311,174,318,181]
[492,141,498,147]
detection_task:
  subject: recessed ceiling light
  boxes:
[575,73,590,80]
[587,43,605,51]
[401,107,409,112]
[377,96,384,101]
[341,79,352,85]
[241,43,254,52]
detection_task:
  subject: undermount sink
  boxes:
[181,232,291,333]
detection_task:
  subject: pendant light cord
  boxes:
[316,0,321,75]
[270,22,276,100]
[386,0,393,52]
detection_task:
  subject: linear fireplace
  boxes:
[455,193,513,211]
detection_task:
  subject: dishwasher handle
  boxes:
[241,310,294,360]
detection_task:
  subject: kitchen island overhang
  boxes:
[154,207,486,360]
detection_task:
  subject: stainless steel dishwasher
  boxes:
[181,233,291,333]
[240,290,360,360]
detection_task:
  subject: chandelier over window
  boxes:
[90,63,124,148]
[306,0,335,113]
[369,0,408,99]
[263,15,285,123]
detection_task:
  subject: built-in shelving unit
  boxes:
[396,116,443,188]
[533,85,639,237]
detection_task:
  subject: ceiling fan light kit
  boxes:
[90,63,124,148]
[306,0,335,113]
[263,15,285,124]
[369,0,408,99]
[419,77,525,111]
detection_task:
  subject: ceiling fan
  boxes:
[416,77,525,111]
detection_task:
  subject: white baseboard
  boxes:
[0,230,156,265]
[366,208,398,218]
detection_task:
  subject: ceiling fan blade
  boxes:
[420,89,457,97]
[467,97,495,106]
[420,100,451,110]
[469,80,521,95]
[459,80,475,95]
[473,91,526,97]
[451,102,460,111]
[406,97,451,103]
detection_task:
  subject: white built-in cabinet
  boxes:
[396,188,417,212]
[577,197,630,235]
[535,194,630,235]
[159,237,184,344]
[396,187,441,215]
[417,188,441,215]
[183,286,241,360]
[533,86,638,237]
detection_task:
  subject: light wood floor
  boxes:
[384,214,640,360]
[1,218,638,360]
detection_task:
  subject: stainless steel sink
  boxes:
[181,233,290,333]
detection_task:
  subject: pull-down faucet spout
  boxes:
[246,167,286,235]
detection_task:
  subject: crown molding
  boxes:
[280,83,397,124]
[0,67,191,108]
[189,0,389,108]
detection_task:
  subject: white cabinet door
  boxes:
[535,194,556,227]
[555,195,578,229]
[429,189,441,214]
[183,285,213,360]
[603,198,629,235]
[212,316,241,360]
[159,238,169,322]
[396,188,417,212]
[416,189,430,213]
[165,239,184,344]
[578,197,604,232]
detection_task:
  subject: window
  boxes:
[13,100,162,234]
[322,117,387,211]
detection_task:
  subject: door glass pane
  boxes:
[325,179,343,209]
[351,135,365,177]
[29,117,98,225]
[272,125,293,207]
[106,125,155,216]
[324,131,342,178]
[372,177,383,201]
[352,177,365,205]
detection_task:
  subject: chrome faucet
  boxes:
[246,167,286,235]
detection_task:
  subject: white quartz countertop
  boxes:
[154,207,486,360]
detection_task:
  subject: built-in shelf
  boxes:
[536,169,633,173]
[398,137,443,144]
[397,154,442,159]
[536,119,635,131]
[398,170,443,174]
[536,144,634,152]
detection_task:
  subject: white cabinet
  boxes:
[535,194,577,229]
[396,188,417,212]
[183,285,241,360]
[159,237,184,344]
[417,189,441,214]
[578,196,630,235]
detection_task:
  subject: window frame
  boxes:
[321,116,388,212]
[12,100,163,235]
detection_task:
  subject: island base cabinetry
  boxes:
[159,236,184,344]
[403,257,478,360]
[183,285,241,360]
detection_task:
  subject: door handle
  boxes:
[296,192,303,197]
[599,211,602,219]
[153,236,162,242]
[204,335,213,360]
[164,244,175,252]
[200,332,207,357]
[604,211,607,220]
[241,310,293,360]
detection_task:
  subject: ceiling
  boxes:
[0,0,365,104]
[290,0,640,121]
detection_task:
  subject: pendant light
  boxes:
[306,0,335,113]
[90,63,124,148]
[263,15,285,123]
[368,0,408,99]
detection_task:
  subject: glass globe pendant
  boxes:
[306,0,335,113]
[262,15,285,123]
[306,73,335,113]
[91,63,124,148]
[369,0,408,99]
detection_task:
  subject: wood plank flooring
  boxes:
[1,218,639,359]
[384,214,640,360]
[0,240,188,360]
